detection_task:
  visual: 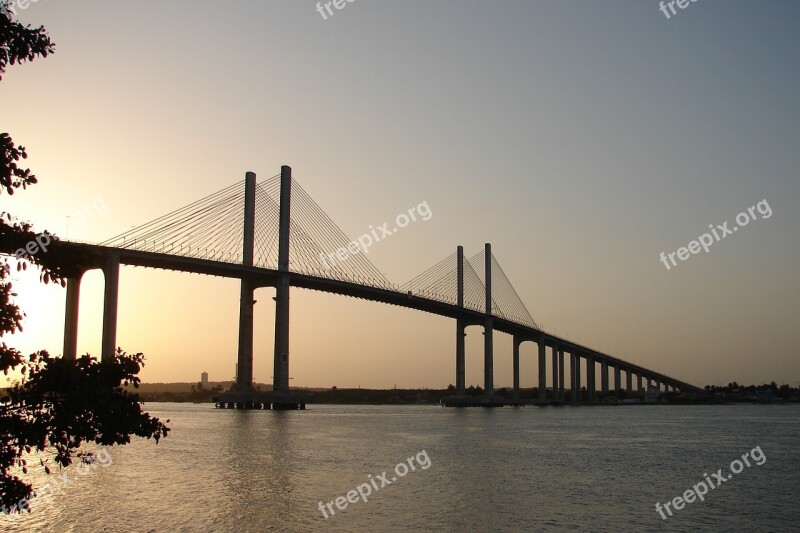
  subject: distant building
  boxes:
[201,372,209,388]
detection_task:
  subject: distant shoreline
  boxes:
[5,381,797,406]
[127,382,800,406]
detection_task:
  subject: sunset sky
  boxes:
[2,1,798,389]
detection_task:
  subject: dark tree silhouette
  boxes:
[0,5,169,513]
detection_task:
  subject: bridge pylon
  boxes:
[234,171,256,391]
[483,243,494,396]
[272,165,292,394]
[455,245,466,395]
[223,165,305,409]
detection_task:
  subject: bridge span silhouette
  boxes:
[55,166,701,408]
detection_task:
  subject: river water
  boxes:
[5,403,799,532]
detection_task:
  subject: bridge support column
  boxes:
[483,243,493,395]
[538,336,546,401]
[558,348,565,402]
[235,171,257,390]
[587,356,595,403]
[456,320,466,394]
[574,353,582,403]
[551,345,558,401]
[512,336,521,399]
[273,277,290,393]
[637,374,643,394]
[614,366,622,398]
[455,246,465,395]
[483,323,493,395]
[600,361,609,394]
[101,255,119,361]
[236,279,255,390]
[570,352,578,404]
[63,273,84,360]
[273,166,292,394]
[626,369,633,393]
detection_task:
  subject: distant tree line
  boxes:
[704,382,797,400]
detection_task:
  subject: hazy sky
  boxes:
[2,1,798,389]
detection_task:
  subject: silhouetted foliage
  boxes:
[465,385,483,397]
[701,382,798,403]
[0,7,169,513]
[0,5,53,83]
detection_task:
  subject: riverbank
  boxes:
[126,383,800,405]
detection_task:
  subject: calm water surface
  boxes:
[5,403,799,532]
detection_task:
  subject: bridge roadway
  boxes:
[60,241,701,393]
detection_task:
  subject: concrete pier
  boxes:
[456,246,466,394]
[214,391,308,410]
[235,172,257,390]
[101,254,119,361]
[483,243,493,395]
[551,345,559,400]
[235,278,255,389]
[273,165,292,394]
[538,336,547,401]
[63,274,83,360]
[600,361,609,393]
[513,336,521,399]
[569,353,575,402]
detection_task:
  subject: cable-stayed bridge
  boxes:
[52,166,700,408]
